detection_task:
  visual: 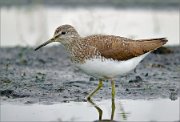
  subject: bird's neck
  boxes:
[62,37,91,63]
[62,36,82,52]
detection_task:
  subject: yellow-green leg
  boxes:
[87,80,103,100]
[111,97,115,120]
[111,80,115,100]
[111,80,116,120]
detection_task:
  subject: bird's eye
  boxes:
[61,32,66,35]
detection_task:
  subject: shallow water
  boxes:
[1,6,179,47]
[1,98,179,121]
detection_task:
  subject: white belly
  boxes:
[76,53,149,79]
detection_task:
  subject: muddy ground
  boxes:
[0,46,179,104]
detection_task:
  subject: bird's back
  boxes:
[83,35,167,61]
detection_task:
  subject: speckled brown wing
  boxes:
[84,35,167,61]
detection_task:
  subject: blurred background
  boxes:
[0,0,179,47]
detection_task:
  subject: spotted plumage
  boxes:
[67,35,167,63]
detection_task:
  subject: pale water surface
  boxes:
[1,98,179,121]
[1,6,179,47]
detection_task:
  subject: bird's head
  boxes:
[35,24,80,51]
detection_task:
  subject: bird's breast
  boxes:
[75,53,149,79]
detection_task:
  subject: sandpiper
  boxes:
[35,24,167,100]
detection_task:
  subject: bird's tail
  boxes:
[135,38,168,52]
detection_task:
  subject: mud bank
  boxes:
[0,46,179,103]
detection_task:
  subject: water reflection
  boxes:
[88,98,119,121]
[1,98,179,121]
[88,98,129,122]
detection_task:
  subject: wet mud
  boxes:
[0,46,180,103]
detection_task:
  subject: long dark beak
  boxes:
[34,35,58,51]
